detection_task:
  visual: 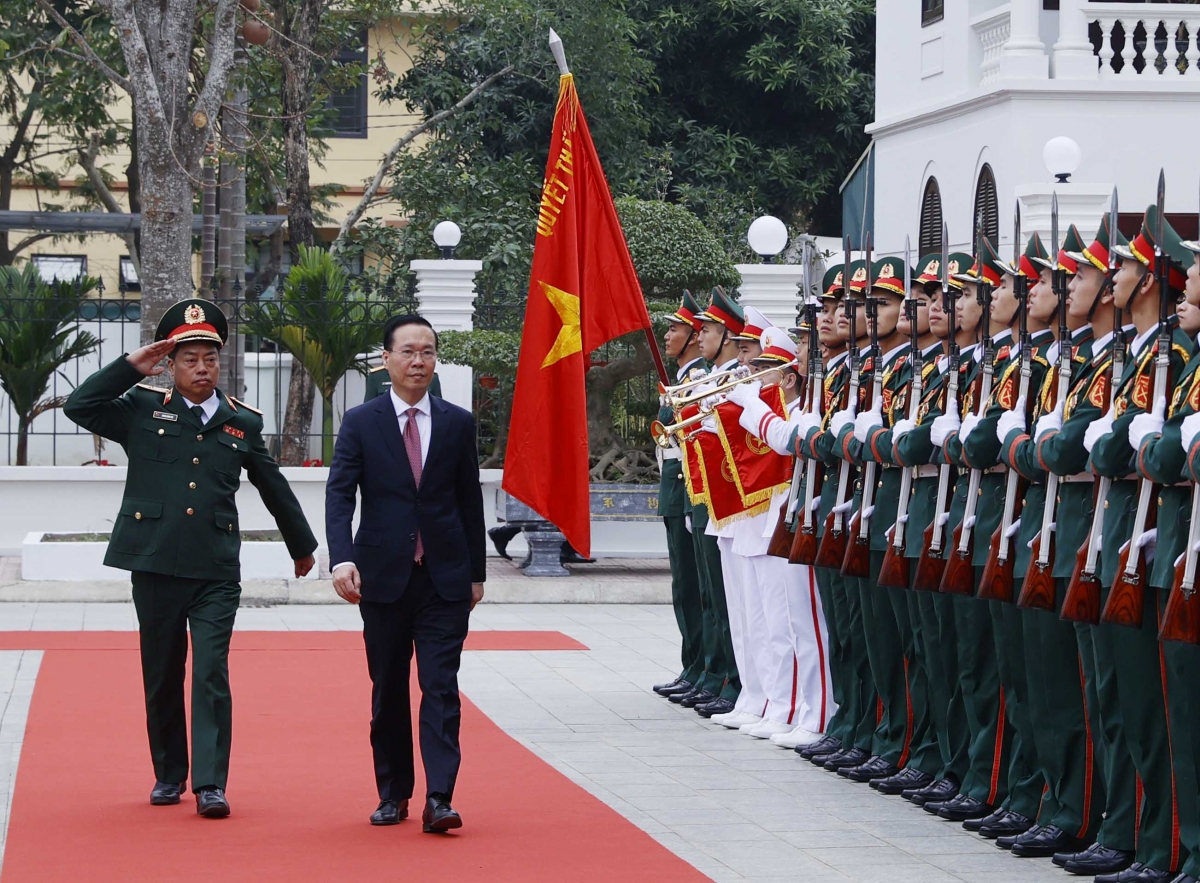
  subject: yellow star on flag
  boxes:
[540,281,582,368]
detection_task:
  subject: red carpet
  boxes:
[0,630,587,652]
[2,634,706,882]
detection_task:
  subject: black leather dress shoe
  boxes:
[195,788,230,818]
[873,767,933,795]
[669,685,702,704]
[923,792,969,815]
[835,753,881,778]
[963,806,1007,832]
[798,735,841,759]
[905,777,957,806]
[1096,864,1175,883]
[1008,824,1087,858]
[822,747,869,771]
[150,780,186,806]
[982,811,1035,841]
[370,799,409,826]
[996,822,1041,850]
[653,677,690,696]
[1062,844,1135,875]
[422,794,462,833]
[679,689,717,708]
[936,794,992,821]
[843,757,899,783]
[696,697,734,717]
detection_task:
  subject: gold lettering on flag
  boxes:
[537,137,574,238]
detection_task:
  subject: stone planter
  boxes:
[21,531,321,582]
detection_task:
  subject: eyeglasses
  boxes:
[388,348,437,362]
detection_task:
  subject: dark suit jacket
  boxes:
[325,392,486,602]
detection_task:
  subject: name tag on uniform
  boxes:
[153,411,178,422]
[223,425,245,439]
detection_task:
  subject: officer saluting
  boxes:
[64,298,318,819]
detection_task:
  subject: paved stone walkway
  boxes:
[0,602,1071,882]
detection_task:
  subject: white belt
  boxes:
[914,465,938,479]
[661,448,682,461]
[1060,473,1093,484]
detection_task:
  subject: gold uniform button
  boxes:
[978,489,983,496]
[134,512,142,521]
[227,523,234,532]
[186,508,194,516]
[1104,500,1109,509]
[877,481,884,489]
[189,482,196,489]
[197,434,203,441]
[232,443,238,450]
[193,458,200,465]
[1158,496,1164,506]
[157,428,165,436]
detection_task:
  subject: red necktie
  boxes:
[403,408,424,561]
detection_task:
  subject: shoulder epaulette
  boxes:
[995,345,1011,362]
[135,383,168,394]
[369,364,387,374]
[1173,343,1191,363]
[1031,354,1050,369]
[229,396,262,415]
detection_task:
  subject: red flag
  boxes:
[502,74,654,558]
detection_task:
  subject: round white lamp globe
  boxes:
[1043,136,1082,183]
[433,220,462,249]
[747,215,788,260]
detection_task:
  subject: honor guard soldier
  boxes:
[64,299,318,818]
[653,291,709,700]
[1085,204,1195,883]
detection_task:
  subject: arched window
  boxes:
[918,177,943,255]
[973,164,1000,246]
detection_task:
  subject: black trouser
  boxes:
[360,563,471,802]
[131,572,240,792]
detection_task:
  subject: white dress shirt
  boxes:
[184,391,220,425]
[391,388,431,468]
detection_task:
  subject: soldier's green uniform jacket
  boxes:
[893,346,959,559]
[365,365,442,402]
[1132,340,1200,590]
[1090,326,1193,585]
[795,351,851,531]
[63,357,318,580]
[851,342,914,550]
[820,342,878,518]
[940,340,990,543]
[999,328,1093,574]
[659,355,706,518]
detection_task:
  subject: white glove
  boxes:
[1182,412,1200,453]
[810,495,822,512]
[1083,413,1114,453]
[1034,403,1064,440]
[832,499,855,516]
[795,411,821,439]
[930,411,960,447]
[1128,397,1166,449]
[725,379,761,409]
[700,415,718,435]
[960,413,981,444]
[892,417,916,442]
[684,514,692,534]
[1135,527,1158,563]
[829,409,854,436]
[854,407,883,443]
[861,505,875,521]
[1004,517,1022,539]
[996,398,1026,442]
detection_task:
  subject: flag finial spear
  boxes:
[549,29,570,76]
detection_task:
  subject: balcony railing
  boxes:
[1085,2,1200,78]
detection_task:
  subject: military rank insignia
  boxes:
[1132,373,1152,410]
[222,425,246,440]
[1188,372,1200,412]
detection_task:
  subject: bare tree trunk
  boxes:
[137,162,198,347]
[584,334,654,457]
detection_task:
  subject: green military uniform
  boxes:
[63,299,317,799]
[1090,206,1196,875]
[658,291,706,690]
[365,365,442,402]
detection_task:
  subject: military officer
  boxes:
[654,291,710,700]
[64,299,318,819]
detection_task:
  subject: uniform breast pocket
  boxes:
[214,432,246,476]
[111,498,163,555]
[140,419,181,462]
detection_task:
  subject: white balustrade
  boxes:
[1084,3,1200,79]
[973,7,1012,87]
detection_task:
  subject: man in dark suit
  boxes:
[326,314,486,833]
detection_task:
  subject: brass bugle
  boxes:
[658,366,740,397]
[652,360,800,448]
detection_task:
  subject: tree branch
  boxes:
[330,64,514,255]
[34,0,131,93]
[77,135,141,274]
[187,0,243,157]
[101,0,167,132]
[9,232,56,257]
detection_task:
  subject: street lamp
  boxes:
[1043,136,1082,184]
[433,221,462,259]
[747,215,788,263]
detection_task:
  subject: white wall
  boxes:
[0,467,667,559]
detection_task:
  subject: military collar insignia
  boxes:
[996,345,1012,362]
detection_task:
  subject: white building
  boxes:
[865,1,1200,259]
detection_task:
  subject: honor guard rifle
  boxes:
[941,213,995,595]
[879,236,923,589]
[789,295,825,564]
[1063,187,1123,624]
[843,281,886,578]
[980,200,1034,603]
[1104,171,1170,628]
[815,235,870,569]
[1022,195,1073,610]
[914,222,958,590]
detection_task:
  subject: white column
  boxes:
[999,0,1049,80]
[409,258,483,412]
[734,264,803,331]
[1013,183,1113,253]
[1053,0,1099,80]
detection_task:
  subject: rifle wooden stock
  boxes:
[1061,540,1102,624]
[913,522,946,591]
[939,524,975,595]
[1102,540,1146,628]
[1160,557,1200,644]
[1018,533,1058,611]
[767,503,796,559]
[789,520,818,565]
[878,532,910,589]
[814,511,848,569]
[841,512,871,578]
[976,524,1015,603]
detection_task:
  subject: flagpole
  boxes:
[547,29,669,385]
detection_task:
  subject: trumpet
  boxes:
[659,366,746,409]
[650,360,799,448]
